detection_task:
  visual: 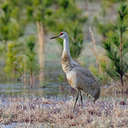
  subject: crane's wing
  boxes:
[73,66,100,98]
[71,59,96,79]
[71,59,80,67]
[75,66,97,80]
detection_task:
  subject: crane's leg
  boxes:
[79,90,83,106]
[93,88,100,103]
[73,90,79,111]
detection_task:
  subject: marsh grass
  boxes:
[0,97,128,128]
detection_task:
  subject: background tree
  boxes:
[23,0,87,86]
[0,0,25,81]
[24,0,56,83]
[93,0,123,40]
[0,0,25,48]
[48,0,87,58]
[102,3,128,88]
[4,41,24,81]
[24,36,39,88]
[0,0,87,85]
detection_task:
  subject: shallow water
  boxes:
[0,82,69,97]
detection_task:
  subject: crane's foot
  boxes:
[93,99,96,104]
[73,90,79,112]
[93,88,100,103]
[79,90,83,107]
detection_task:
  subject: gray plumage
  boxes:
[50,32,100,110]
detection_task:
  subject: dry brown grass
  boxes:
[0,97,128,128]
[101,79,128,97]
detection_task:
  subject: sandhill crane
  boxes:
[50,32,100,110]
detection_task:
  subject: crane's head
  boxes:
[50,32,68,39]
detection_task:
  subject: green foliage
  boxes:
[25,36,39,75]
[4,42,24,79]
[68,22,84,58]
[102,3,128,83]
[25,0,54,22]
[4,35,39,81]
[24,0,87,59]
[94,17,116,39]
[89,64,110,84]
[0,0,26,81]
[101,0,126,11]
[0,0,25,41]
[47,0,87,58]
[58,74,65,82]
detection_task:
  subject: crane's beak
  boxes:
[50,34,60,39]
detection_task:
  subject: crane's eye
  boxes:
[60,32,63,35]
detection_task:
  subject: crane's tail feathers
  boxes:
[93,87,100,103]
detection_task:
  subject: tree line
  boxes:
[0,0,127,89]
[0,0,87,87]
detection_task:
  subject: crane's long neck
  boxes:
[63,37,70,57]
[61,36,73,73]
